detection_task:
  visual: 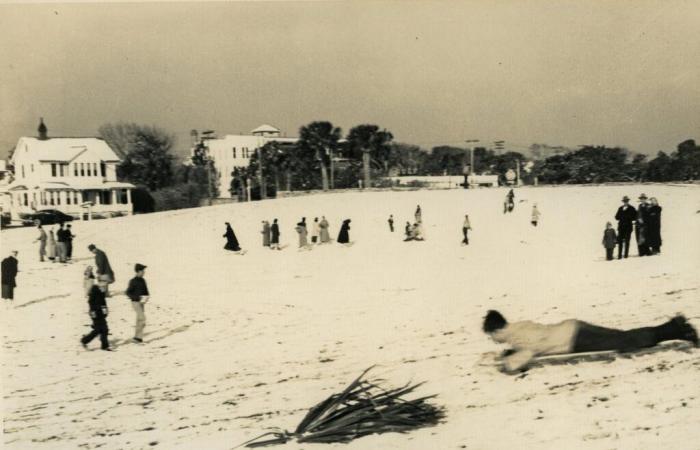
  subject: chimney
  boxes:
[38,118,48,140]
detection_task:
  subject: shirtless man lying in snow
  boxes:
[482,310,698,373]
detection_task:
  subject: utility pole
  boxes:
[200,130,216,204]
[465,139,479,188]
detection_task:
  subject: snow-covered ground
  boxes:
[2,184,699,450]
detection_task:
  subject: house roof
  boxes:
[251,124,280,134]
[13,137,122,163]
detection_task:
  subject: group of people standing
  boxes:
[403,205,425,241]
[35,223,75,263]
[224,216,352,253]
[606,193,663,260]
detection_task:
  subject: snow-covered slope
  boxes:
[2,185,699,449]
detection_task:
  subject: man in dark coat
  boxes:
[126,263,150,343]
[337,219,351,244]
[56,223,68,263]
[270,219,281,250]
[614,195,637,259]
[647,197,662,254]
[636,194,652,256]
[388,215,394,232]
[223,222,241,251]
[2,251,19,300]
[65,224,75,260]
[88,244,115,295]
[81,280,111,350]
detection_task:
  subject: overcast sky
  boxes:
[1,1,699,159]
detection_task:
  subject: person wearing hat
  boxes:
[614,195,637,259]
[88,244,115,295]
[2,250,19,301]
[636,194,652,256]
[126,263,150,343]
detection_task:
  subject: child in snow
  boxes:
[483,310,698,373]
[80,279,111,351]
[462,214,471,245]
[602,222,617,261]
[531,204,540,226]
[83,266,95,297]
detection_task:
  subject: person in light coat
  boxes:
[295,221,309,248]
[462,214,471,245]
[47,229,57,262]
[531,204,541,227]
[311,217,320,244]
[319,216,331,243]
[35,224,47,262]
[261,221,271,247]
[483,310,698,373]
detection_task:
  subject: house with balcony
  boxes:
[5,119,134,221]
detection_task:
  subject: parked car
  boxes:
[1,212,11,228]
[21,209,74,226]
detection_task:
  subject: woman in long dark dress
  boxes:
[223,222,241,251]
[647,197,662,254]
[337,219,351,244]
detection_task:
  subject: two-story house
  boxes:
[195,124,298,198]
[6,119,135,220]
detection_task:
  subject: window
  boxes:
[74,192,79,204]
[92,163,97,176]
[74,164,78,176]
[31,164,34,173]
[49,192,54,206]
[100,163,106,177]
[59,164,64,177]
[21,165,25,178]
[87,164,92,176]
[232,147,236,158]
[56,192,61,205]
[80,163,85,176]
[67,193,71,205]
[23,193,28,206]
[52,163,57,177]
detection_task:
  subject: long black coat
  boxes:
[1,256,18,287]
[614,205,637,232]
[270,223,280,244]
[224,225,241,251]
[337,220,351,244]
[646,205,662,249]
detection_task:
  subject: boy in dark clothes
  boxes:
[81,279,111,351]
[602,221,617,261]
[126,263,150,343]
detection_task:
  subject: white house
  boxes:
[5,119,135,220]
[197,124,298,198]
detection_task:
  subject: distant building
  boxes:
[5,119,135,220]
[195,124,298,198]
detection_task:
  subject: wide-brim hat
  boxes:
[622,196,630,201]
[638,193,648,200]
[134,263,147,272]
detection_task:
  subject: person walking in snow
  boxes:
[261,221,271,247]
[88,244,115,295]
[319,216,331,243]
[126,263,150,344]
[531,204,541,227]
[462,214,472,245]
[295,221,309,249]
[482,310,698,374]
[1,250,19,301]
[35,224,47,262]
[388,215,394,232]
[614,195,636,259]
[337,219,351,244]
[602,222,617,261]
[47,229,57,262]
[81,279,111,351]
[415,205,422,224]
[270,219,281,250]
[311,217,320,244]
[223,222,242,252]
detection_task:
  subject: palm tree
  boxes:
[298,122,342,191]
[346,125,394,188]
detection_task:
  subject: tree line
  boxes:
[99,121,699,212]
